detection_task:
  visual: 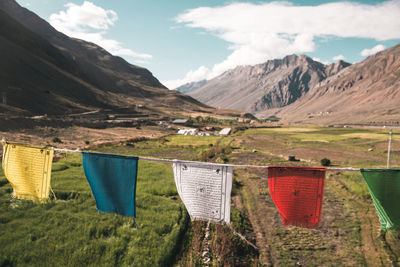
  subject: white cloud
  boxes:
[360,44,386,56]
[312,57,329,65]
[49,1,151,60]
[332,55,345,61]
[173,0,400,87]
[163,66,211,89]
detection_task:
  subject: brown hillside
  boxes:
[0,9,112,115]
[0,0,208,116]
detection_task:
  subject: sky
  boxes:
[17,0,400,89]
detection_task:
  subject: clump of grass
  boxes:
[200,145,231,163]
[231,175,244,196]
[338,172,370,198]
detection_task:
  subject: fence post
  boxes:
[387,129,392,168]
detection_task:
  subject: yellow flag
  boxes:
[2,141,54,202]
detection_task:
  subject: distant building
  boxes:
[173,119,188,124]
[177,128,198,135]
[200,126,214,131]
[219,128,231,136]
[177,129,187,135]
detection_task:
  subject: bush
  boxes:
[52,137,62,143]
[321,158,331,166]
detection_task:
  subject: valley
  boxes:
[0,0,399,266]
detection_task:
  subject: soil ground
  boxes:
[0,125,174,149]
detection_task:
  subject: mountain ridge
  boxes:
[183,54,350,113]
[275,44,400,125]
[179,44,400,125]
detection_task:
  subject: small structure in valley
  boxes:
[219,128,231,136]
[177,128,198,135]
[172,119,188,124]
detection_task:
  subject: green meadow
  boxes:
[0,127,399,266]
[0,134,245,266]
[0,153,187,266]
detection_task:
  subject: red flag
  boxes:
[268,167,326,229]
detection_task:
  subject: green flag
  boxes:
[361,169,400,231]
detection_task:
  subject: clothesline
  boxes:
[2,140,399,232]
[53,148,361,172]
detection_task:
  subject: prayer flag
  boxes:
[361,169,400,230]
[173,162,233,223]
[82,152,138,217]
[1,141,54,202]
[268,166,326,228]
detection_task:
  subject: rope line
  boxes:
[1,140,361,171]
[53,148,361,171]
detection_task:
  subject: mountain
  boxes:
[0,0,206,116]
[325,60,351,76]
[184,55,350,114]
[176,80,207,94]
[275,44,400,125]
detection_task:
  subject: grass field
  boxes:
[1,126,399,266]
[0,134,248,266]
[233,126,400,266]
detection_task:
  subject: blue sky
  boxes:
[17,0,400,88]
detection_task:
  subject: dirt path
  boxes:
[236,168,275,266]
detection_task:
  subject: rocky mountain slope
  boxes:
[183,55,350,114]
[0,0,206,116]
[275,44,400,125]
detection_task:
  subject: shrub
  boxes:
[52,137,62,143]
[321,158,331,166]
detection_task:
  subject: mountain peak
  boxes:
[325,60,351,77]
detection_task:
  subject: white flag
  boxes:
[173,162,233,224]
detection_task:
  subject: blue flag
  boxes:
[82,152,138,217]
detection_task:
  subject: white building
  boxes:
[219,128,231,136]
[177,128,198,135]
